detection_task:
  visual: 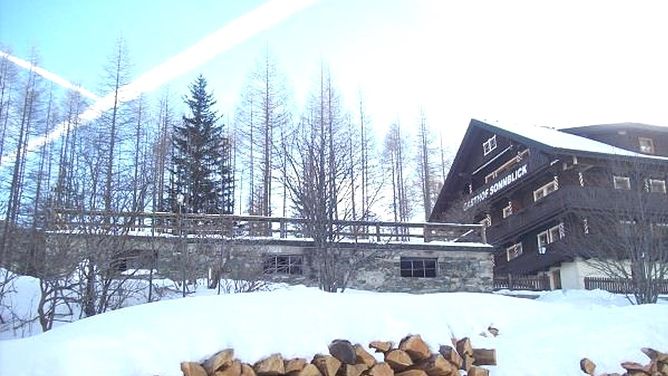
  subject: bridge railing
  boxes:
[45,209,486,244]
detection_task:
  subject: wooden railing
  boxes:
[584,277,668,294]
[493,274,550,291]
[45,208,487,245]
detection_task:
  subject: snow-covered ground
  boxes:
[1,271,667,376]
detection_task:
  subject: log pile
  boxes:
[580,348,668,376]
[181,335,496,376]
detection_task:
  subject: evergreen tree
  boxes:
[170,75,233,214]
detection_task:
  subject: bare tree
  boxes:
[1,52,43,265]
[99,38,133,213]
[279,68,379,292]
[384,122,416,231]
[415,112,443,220]
[151,92,174,212]
[235,51,292,216]
[0,47,19,167]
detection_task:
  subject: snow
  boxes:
[483,120,668,160]
[1,272,667,376]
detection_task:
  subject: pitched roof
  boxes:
[561,122,668,134]
[479,120,668,161]
[429,119,668,220]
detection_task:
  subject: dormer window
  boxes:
[638,137,655,154]
[483,135,497,156]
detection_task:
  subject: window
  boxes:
[506,243,523,261]
[613,175,631,190]
[638,137,655,154]
[502,202,513,218]
[483,135,497,156]
[533,180,559,202]
[648,178,667,193]
[263,255,303,275]
[400,257,437,278]
[537,223,564,253]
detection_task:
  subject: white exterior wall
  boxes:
[558,258,631,289]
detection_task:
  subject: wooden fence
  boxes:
[493,274,550,291]
[44,208,487,245]
[584,277,668,294]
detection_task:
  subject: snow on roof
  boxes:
[481,120,668,161]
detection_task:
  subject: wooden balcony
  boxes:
[488,185,668,244]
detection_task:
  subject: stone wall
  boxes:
[44,232,494,293]
[219,245,494,293]
[350,249,494,293]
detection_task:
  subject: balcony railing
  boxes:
[488,185,668,244]
[45,208,487,245]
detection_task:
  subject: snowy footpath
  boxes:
[1,283,667,376]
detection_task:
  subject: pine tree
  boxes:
[170,75,233,214]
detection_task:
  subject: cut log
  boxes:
[620,361,651,375]
[437,346,463,369]
[466,366,489,376]
[242,364,258,376]
[398,335,431,362]
[455,338,473,357]
[642,348,668,363]
[413,354,457,376]
[656,361,668,375]
[370,341,394,354]
[339,363,370,376]
[354,344,377,368]
[579,358,596,376]
[254,354,285,376]
[181,362,208,376]
[330,340,358,365]
[472,349,496,366]
[297,364,323,376]
[203,349,235,375]
[385,350,413,371]
[215,360,243,376]
[395,369,427,376]
[285,359,308,374]
[365,363,394,376]
[313,354,343,376]
[461,354,475,372]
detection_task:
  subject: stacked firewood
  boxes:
[580,348,668,376]
[181,335,496,376]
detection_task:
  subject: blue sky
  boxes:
[2,0,668,149]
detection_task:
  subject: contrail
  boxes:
[0,51,100,101]
[1,0,317,167]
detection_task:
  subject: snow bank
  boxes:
[1,286,667,376]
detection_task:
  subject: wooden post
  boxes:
[280,219,286,239]
[480,225,487,243]
[508,274,513,290]
[376,224,381,242]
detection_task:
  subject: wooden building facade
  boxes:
[430,120,668,290]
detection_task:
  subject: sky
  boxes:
[2,0,668,150]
